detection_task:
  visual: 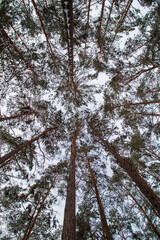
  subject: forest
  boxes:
[0,0,160,239]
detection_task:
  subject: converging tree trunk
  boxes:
[0,111,37,122]
[91,126,160,216]
[113,99,160,109]
[86,153,113,240]
[0,23,38,78]
[22,174,58,240]
[0,128,53,166]
[118,178,160,238]
[62,129,79,240]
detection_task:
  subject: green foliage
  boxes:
[0,0,160,239]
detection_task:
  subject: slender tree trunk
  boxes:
[145,147,160,162]
[0,111,37,122]
[31,0,55,61]
[124,64,160,85]
[61,0,78,94]
[0,10,30,51]
[91,126,160,215]
[139,164,160,182]
[104,0,114,35]
[62,129,79,240]
[119,179,160,238]
[0,23,38,78]
[85,0,91,53]
[86,154,113,240]
[0,128,52,166]
[126,112,160,117]
[23,174,58,240]
[107,0,133,51]
[113,99,160,109]
[97,0,106,53]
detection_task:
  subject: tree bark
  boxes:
[0,128,52,166]
[113,99,160,109]
[61,0,78,93]
[23,174,58,240]
[124,64,160,85]
[120,179,160,238]
[126,112,160,117]
[107,0,133,51]
[86,154,113,240]
[31,0,55,61]
[91,126,160,216]
[0,23,38,78]
[97,0,106,53]
[62,129,79,240]
[0,111,37,122]
[85,0,91,53]
[145,147,160,162]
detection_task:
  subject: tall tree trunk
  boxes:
[126,112,160,117]
[0,128,53,166]
[113,99,160,109]
[86,154,113,240]
[90,126,160,216]
[0,10,30,51]
[119,178,160,238]
[31,0,55,61]
[0,23,38,78]
[107,0,133,51]
[62,129,79,240]
[124,64,160,85]
[97,0,106,53]
[85,0,91,53]
[145,147,160,162]
[23,174,58,240]
[61,0,78,93]
[0,111,37,122]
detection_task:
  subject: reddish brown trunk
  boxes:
[139,165,160,182]
[62,129,79,240]
[0,111,37,122]
[0,10,30,51]
[108,0,133,51]
[120,180,160,238]
[31,0,55,61]
[104,0,114,35]
[85,0,91,53]
[124,64,160,85]
[0,23,38,78]
[127,112,160,117]
[23,175,57,240]
[86,155,113,240]
[0,128,52,166]
[91,127,160,215]
[145,147,160,162]
[114,99,160,109]
[61,0,78,93]
[97,0,106,53]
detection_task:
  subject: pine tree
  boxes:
[0,0,160,239]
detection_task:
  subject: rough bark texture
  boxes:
[62,129,79,240]
[87,156,113,240]
[91,127,160,216]
[0,128,52,165]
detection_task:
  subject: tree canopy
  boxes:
[0,0,160,239]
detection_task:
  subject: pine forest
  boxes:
[0,0,160,239]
